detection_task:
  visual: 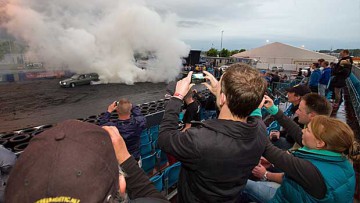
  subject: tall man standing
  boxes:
[331,49,353,108]
[158,63,268,202]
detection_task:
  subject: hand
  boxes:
[258,96,266,109]
[260,157,272,169]
[202,70,219,95]
[252,164,267,179]
[102,126,131,164]
[269,130,280,140]
[107,101,117,113]
[175,71,193,97]
[263,95,274,109]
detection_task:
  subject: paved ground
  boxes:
[0,79,170,132]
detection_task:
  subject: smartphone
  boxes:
[115,101,119,106]
[191,73,206,84]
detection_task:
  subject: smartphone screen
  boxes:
[191,73,206,84]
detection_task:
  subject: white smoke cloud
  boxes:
[1,0,190,84]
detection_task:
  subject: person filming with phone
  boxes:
[99,98,146,161]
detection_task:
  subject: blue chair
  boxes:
[267,121,281,135]
[140,142,152,157]
[163,162,181,195]
[149,125,159,135]
[150,131,159,142]
[284,103,294,117]
[152,138,158,150]
[149,173,163,192]
[156,150,168,167]
[273,97,280,106]
[141,129,149,137]
[140,134,150,145]
[141,152,157,174]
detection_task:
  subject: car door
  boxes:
[77,74,86,85]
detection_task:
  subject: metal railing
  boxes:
[347,65,360,126]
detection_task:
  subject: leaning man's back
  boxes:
[158,63,267,202]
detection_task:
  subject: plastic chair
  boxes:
[267,121,280,135]
[152,138,159,150]
[149,125,159,135]
[151,131,159,142]
[141,152,157,174]
[141,129,149,137]
[156,150,168,167]
[140,134,150,145]
[284,103,294,117]
[149,173,164,192]
[163,162,181,195]
[140,141,152,157]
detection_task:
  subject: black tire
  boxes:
[70,83,75,88]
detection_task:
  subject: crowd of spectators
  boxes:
[1,58,359,202]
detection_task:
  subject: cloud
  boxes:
[149,0,360,50]
[1,0,190,84]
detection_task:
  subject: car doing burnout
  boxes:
[59,73,99,88]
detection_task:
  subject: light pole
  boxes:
[220,30,224,51]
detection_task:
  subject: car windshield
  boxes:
[71,74,80,79]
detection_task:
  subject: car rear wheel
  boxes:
[70,83,75,88]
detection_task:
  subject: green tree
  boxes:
[219,48,230,57]
[230,50,239,56]
[206,48,218,57]
[0,41,10,60]
[239,49,246,53]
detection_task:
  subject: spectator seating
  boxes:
[150,131,159,142]
[149,125,159,137]
[140,141,153,157]
[141,152,157,174]
[156,150,168,168]
[283,103,294,117]
[163,162,181,195]
[149,173,164,192]
[140,134,150,145]
[266,121,280,135]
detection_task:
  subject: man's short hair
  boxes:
[302,93,332,116]
[5,120,119,202]
[342,49,350,55]
[116,98,132,115]
[221,63,266,118]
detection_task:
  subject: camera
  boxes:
[191,73,206,84]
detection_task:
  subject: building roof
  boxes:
[232,42,337,61]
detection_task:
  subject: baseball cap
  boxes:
[260,70,266,74]
[285,84,311,96]
[5,120,119,203]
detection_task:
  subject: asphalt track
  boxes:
[0,79,170,133]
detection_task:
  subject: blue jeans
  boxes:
[243,180,281,203]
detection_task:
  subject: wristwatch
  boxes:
[262,171,269,181]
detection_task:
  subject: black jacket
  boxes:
[158,97,267,202]
[331,56,353,88]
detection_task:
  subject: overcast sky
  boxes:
[147,0,360,51]
[1,0,359,51]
